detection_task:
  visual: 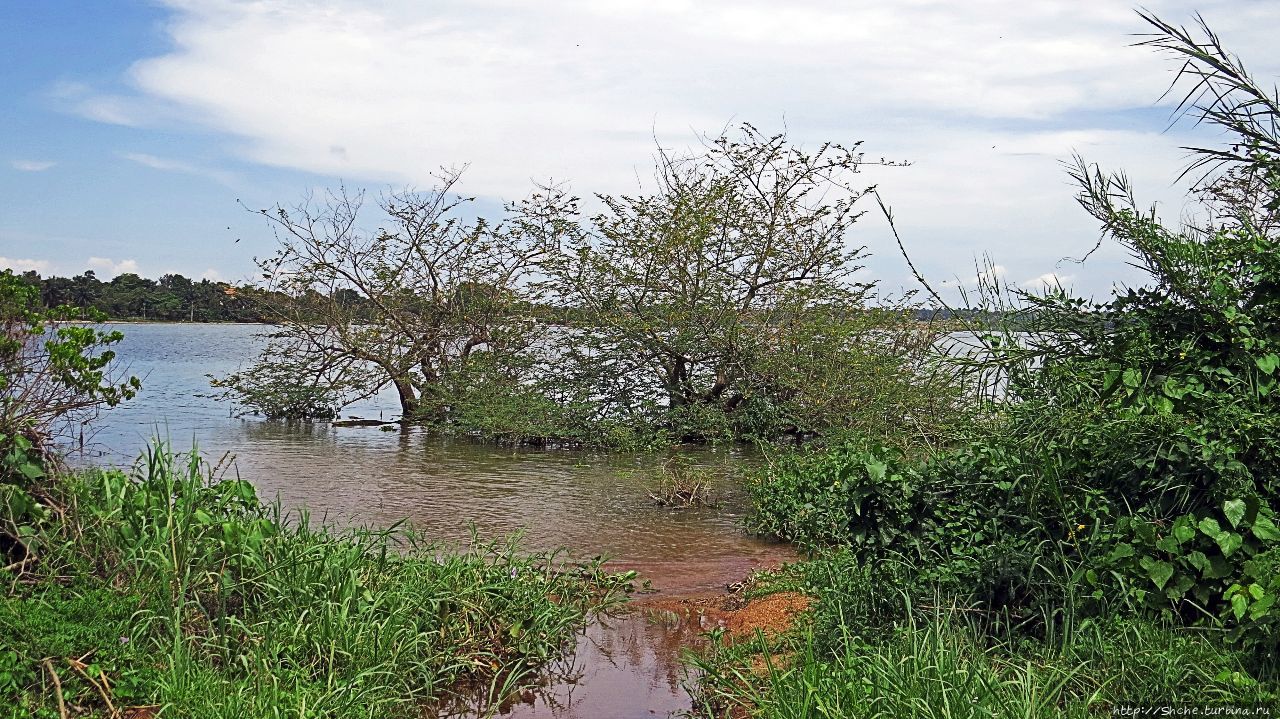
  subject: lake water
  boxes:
[75,323,794,718]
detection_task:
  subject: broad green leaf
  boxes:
[18,462,44,481]
[864,459,887,482]
[1252,515,1280,542]
[1249,594,1276,620]
[1231,593,1248,620]
[1140,557,1175,590]
[1186,551,1210,573]
[1162,380,1191,399]
[1102,369,1121,392]
[1199,517,1223,540]
[1167,573,1195,599]
[1172,516,1196,544]
[1107,543,1136,562]
[1224,499,1247,529]
[1218,532,1244,557]
[1256,353,1280,375]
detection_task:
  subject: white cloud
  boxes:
[87,257,141,279]
[200,268,223,282]
[78,96,145,126]
[1022,272,1076,289]
[0,257,53,274]
[121,152,189,172]
[11,160,56,172]
[49,81,149,127]
[121,152,237,186]
[57,0,1280,295]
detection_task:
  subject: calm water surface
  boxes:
[78,323,793,718]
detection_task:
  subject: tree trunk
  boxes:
[666,357,690,409]
[392,377,419,416]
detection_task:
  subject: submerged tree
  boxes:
[544,125,954,443]
[219,130,960,446]
[218,171,558,419]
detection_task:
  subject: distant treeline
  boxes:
[11,269,274,322]
[11,268,997,326]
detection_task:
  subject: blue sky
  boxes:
[3,1,1278,297]
[0,1,330,282]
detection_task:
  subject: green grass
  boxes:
[0,443,632,718]
[689,563,1277,719]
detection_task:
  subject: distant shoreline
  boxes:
[65,319,274,326]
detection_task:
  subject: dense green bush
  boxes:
[748,442,924,552]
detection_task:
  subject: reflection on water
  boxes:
[76,323,795,717]
[485,610,706,719]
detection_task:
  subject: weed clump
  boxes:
[649,457,716,508]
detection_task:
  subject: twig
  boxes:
[42,658,68,719]
[874,190,956,319]
[68,657,119,718]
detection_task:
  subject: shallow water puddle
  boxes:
[496,610,703,718]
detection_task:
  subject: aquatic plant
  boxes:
[648,456,716,508]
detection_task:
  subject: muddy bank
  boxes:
[635,590,811,643]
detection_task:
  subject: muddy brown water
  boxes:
[73,323,796,717]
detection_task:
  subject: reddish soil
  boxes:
[633,589,811,642]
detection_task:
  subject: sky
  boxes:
[2,0,1278,300]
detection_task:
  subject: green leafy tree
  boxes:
[544,125,952,443]
[67,271,100,316]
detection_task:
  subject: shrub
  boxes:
[0,269,138,569]
[748,441,924,553]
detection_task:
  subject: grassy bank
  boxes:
[689,557,1275,718]
[0,444,631,718]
